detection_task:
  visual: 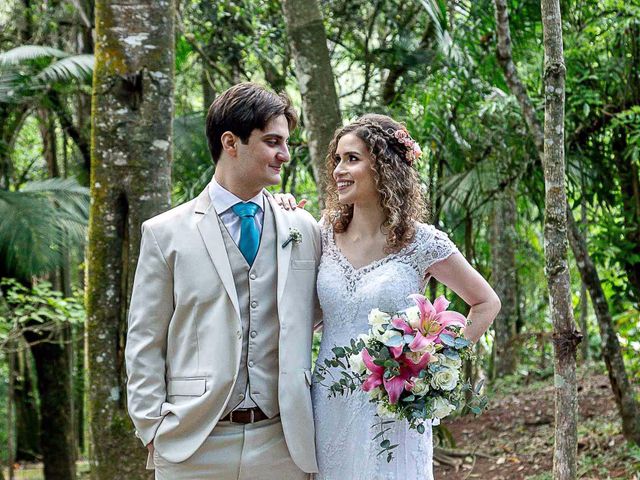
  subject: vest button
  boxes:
[251,301,258,308]
[250,331,257,338]
[248,361,254,367]
[250,273,257,280]
[238,393,244,400]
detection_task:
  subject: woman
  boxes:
[279,114,500,479]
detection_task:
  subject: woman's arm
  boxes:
[427,253,501,343]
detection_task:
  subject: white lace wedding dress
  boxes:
[312,222,459,480]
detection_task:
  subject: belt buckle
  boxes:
[230,409,255,424]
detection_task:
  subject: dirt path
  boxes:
[435,373,639,480]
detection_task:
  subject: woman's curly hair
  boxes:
[323,113,427,252]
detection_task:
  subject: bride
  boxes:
[278,113,501,480]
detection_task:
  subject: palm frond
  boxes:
[419,0,464,64]
[0,179,89,278]
[34,54,94,84]
[0,45,68,65]
[20,177,90,196]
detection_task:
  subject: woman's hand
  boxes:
[427,253,501,343]
[273,193,307,210]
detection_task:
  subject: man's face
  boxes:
[234,115,290,191]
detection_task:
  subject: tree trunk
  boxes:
[282,0,342,205]
[38,109,59,178]
[87,1,175,478]
[578,198,589,362]
[494,0,579,477]
[73,323,86,454]
[541,2,579,478]
[201,67,216,110]
[23,332,76,480]
[490,187,518,377]
[14,347,39,462]
[7,343,16,480]
[73,0,95,185]
[49,92,91,177]
[493,0,640,449]
[382,21,435,106]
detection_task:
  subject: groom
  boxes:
[125,83,320,479]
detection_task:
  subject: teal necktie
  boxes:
[231,202,260,265]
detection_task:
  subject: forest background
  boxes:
[0,0,639,479]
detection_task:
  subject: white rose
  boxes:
[410,377,430,396]
[368,386,384,401]
[432,397,456,419]
[376,402,396,419]
[380,328,402,345]
[348,351,366,374]
[430,367,460,391]
[368,308,391,334]
[404,306,422,329]
[415,341,437,356]
[437,353,462,370]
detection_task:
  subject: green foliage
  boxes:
[0,45,94,104]
[0,178,89,279]
[0,278,85,350]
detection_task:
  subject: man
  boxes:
[125,83,320,479]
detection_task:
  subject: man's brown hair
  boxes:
[205,83,298,164]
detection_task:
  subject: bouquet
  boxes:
[315,294,486,462]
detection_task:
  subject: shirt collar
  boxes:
[208,176,265,215]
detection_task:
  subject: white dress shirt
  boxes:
[208,176,264,245]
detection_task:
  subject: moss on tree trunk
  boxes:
[282,0,342,205]
[87,1,174,478]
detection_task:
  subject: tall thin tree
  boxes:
[493,0,640,448]
[87,0,175,478]
[539,2,579,476]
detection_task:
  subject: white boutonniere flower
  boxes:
[281,228,303,248]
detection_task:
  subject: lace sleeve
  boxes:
[414,223,459,278]
[320,221,332,253]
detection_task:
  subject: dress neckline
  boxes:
[327,225,420,275]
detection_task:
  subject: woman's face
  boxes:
[332,133,379,206]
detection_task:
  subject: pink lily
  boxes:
[388,317,413,358]
[361,348,384,392]
[382,352,431,404]
[391,316,413,334]
[407,294,467,351]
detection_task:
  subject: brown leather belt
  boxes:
[221,408,269,424]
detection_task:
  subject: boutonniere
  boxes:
[281,228,303,248]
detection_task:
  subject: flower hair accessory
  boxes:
[391,128,422,165]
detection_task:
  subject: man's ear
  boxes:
[220,131,238,157]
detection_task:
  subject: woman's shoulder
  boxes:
[413,222,452,241]
[412,222,459,255]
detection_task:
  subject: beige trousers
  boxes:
[153,417,309,480]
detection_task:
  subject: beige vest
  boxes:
[219,200,280,418]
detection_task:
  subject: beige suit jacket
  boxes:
[125,186,321,473]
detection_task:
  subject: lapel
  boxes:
[194,187,241,322]
[265,192,292,304]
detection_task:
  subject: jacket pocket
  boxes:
[167,377,206,396]
[292,259,316,270]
